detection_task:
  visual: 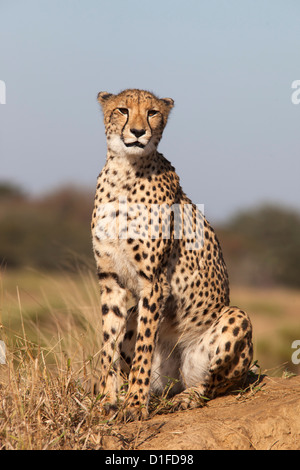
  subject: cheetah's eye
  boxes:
[148,110,158,117]
[118,108,129,116]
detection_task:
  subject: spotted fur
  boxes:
[91,89,253,420]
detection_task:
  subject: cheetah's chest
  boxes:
[96,237,141,296]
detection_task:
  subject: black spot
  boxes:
[139,270,150,281]
[102,304,109,315]
[103,332,109,342]
[233,327,240,337]
[233,355,239,365]
[124,330,134,341]
[150,303,156,313]
[112,306,123,318]
[98,272,109,281]
[145,328,151,338]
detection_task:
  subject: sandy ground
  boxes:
[102,375,300,450]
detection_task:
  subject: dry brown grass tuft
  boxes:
[0,332,149,449]
[1,335,101,449]
[0,269,137,450]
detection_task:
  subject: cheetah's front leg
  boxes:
[122,281,163,420]
[98,272,127,413]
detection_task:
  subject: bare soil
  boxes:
[103,375,300,450]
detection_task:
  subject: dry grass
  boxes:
[0,344,100,449]
[0,267,299,449]
[0,268,116,450]
[0,341,145,449]
[0,268,180,449]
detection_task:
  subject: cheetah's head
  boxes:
[97,89,174,158]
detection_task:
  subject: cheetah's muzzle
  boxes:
[125,141,145,148]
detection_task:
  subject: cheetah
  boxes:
[91,89,253,420]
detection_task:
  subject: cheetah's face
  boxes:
[97,89,174,157]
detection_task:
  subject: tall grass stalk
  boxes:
[0,268,125,450]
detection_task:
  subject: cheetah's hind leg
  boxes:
[171,306,253,411]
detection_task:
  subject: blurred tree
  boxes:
[0,183,94,270]
[222,205,300,287]
[0,182,25,200]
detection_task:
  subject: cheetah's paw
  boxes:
[169,387,208,411]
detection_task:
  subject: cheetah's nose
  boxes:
[130,128,146,138]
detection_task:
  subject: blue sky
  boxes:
[0,0,299,221]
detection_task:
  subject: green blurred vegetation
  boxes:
[219,205,300,287]
[1,181,300,288]
[0,182,94,271]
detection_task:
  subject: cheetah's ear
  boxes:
[161,97,174,109]
[97,92,113,106]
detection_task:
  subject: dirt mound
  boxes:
[106,375,300,450]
